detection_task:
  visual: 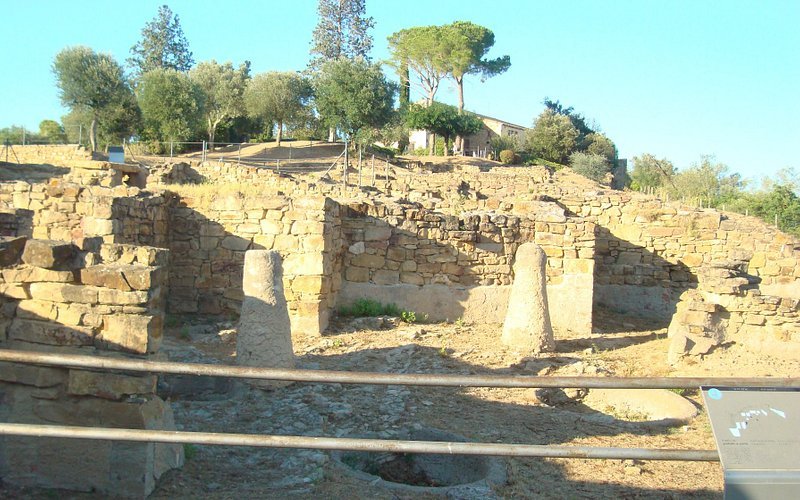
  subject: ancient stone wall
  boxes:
[335,199,595,333]
[167,193,340,335]
[1,144,96,165]
[0,180,170,248]
[0,237,182,497]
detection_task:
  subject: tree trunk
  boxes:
[455,76,465,154]
[429,133,435,155]
[89,116,98,152]
[328,127,336,142]
[399,61,410,108]
[276,121,283,146]
[443,136,450,156]
[209,127,216,151]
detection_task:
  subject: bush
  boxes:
[338,298,401,317]
[569,151,611,183]
[499,149,518,165]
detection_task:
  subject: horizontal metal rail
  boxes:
[1,350,797,389]
[0,423,719,462]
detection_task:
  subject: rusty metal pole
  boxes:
[0,423,720,462]
[0,350,797,390]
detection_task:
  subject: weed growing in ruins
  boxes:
[401,310,417,323]
[184,443,197,460]
[438,345,449,358]
[332,339,345,348]
[338,298,401,317]
[179,326,190,340]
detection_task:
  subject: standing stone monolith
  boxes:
[501,242,555,353]
[236,250,295,388]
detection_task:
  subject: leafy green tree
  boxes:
[190,60,250,147]
[388,26,449,105]
[669,155,742,207]
[629,153,676,191]
[406,102,482,156]
[0,126,30,145]
[314,58,396,143]
[309,0,374,70]
[52,46,131,151]
[585,133,616,163]
[525,109,579,164]
[137,69,202,144]
[747,185,800,235]
[38,120,66,143]
[244,71,312,146]
[569,152,611,183]
[442,22,510,114]
[543,98,593,137]
[128,5,194,77]
[61,90,141,148]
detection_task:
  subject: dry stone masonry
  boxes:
[1,147,800,496]
[0,236,181,497]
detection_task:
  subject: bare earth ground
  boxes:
[4,309,798,499]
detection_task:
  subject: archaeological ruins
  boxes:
[1,144,798,496]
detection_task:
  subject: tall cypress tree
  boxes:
[128,5,194,78]
[309,0,374,70]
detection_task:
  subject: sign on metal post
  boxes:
[702,387,800,499]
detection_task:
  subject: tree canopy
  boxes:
[244,71,313,145]
[313,58,396,142]
[406,102,482,155]
[128,5,194,77]
[52,46,131,151]
[629,154,676,191]
[388,26,449,105]
[190,60,250,147]
[137,68,202,144]
[309,0,374,69]
[442,21,510,112]
[525,109,579,164]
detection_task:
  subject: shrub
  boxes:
[569,151,611,183]
[499,149,517,165]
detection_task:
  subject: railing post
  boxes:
[371,154,375,186]
[343,140,349,188]
[170,141,173,158]
[238,143,242,165]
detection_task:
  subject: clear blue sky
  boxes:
[1,0,798,183]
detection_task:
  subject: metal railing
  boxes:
[1,349,798,463]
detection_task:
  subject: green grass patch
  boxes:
[338,298,401,318]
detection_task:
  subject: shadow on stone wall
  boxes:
[0,163,70,183]
[0,303,182,497]
[592,225,696,330]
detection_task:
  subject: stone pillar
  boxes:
[236,250,295,388]
[501,242,555,353]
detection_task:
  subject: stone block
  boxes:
[68,370,157,400]
[350,253,385,268]
[98,288,149,306]
[0,236,27,267]
[502,243,554,353]
[372,270,400,285]
[400,272,425,285]
[221,236,251,251]
[80,265,132,291]
[0,362,66,387]
[29,282,99,304]
[99,314,162,354]
[345,266,369,282]
[364,225,392,241]
[82,217,116,236]
[2,266,75,283]
[283,253,324,276]
[123,265,165,290]
[16,300,58,321]
[21,239,76,270]
[292,275,324,294]
[8,318,94,347]
[0,283,31,300]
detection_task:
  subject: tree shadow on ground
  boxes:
[0,163,70,183]
[149,338,720,499]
